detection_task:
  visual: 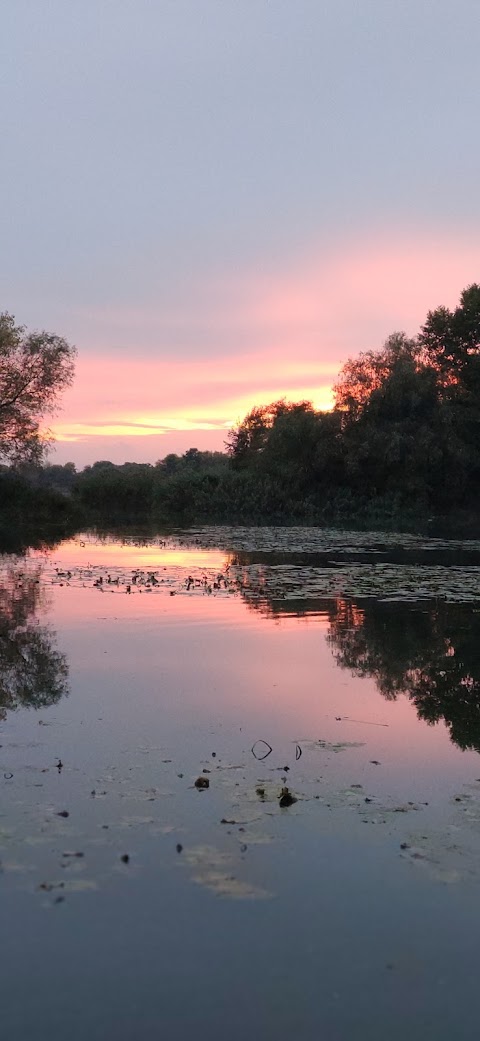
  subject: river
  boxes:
[2,526,480,1040]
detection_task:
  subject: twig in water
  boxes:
[338,717,389,728]
[252,740,273,760]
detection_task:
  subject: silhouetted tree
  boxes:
[0,312,76,463]
[227,400,315,469]
[419,283,480,385]
[333,333,420,421]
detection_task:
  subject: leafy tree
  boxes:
[76,462,154,512]
[418,285,480,502]
[341,357,442,501]
[0,312,76,463]
[155,452,182,475]
[226,399,316,469]
[155,449,227,473]
[333,333,420,421]
[419,283,480,384]
[260,403,318,475]
[39,461,77,493]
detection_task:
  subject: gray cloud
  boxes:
[3,1,479,331]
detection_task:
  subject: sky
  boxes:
[2,0,480,467]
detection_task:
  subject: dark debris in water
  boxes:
[279,787,297,808]
[3,738,480,901]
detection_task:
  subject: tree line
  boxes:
[2,284,480,529]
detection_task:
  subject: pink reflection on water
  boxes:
[47,580,477,795]
[34,535,228,573]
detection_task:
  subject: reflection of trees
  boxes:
[327,598,480,753]
[325,598,480,752]
[233,564,480,753]
[0,527,72,556]
[0,563,68,719]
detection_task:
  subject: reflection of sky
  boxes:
[40,537,228,572]
[29,535,480,799]
[43,577,480,810]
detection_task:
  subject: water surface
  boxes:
[2,527,480,1040]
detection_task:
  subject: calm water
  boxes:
[3,526,480,1040]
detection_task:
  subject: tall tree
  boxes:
[419,283,480,384]
[226,399,315,469]
[419,285,480,500]
[333,332,420,421]
[0,312,76,463]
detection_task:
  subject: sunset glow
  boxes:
[43,537,227,573]
[48,230,480,465]
[49,351,338,460]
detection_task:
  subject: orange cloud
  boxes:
[51,353,337,447]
